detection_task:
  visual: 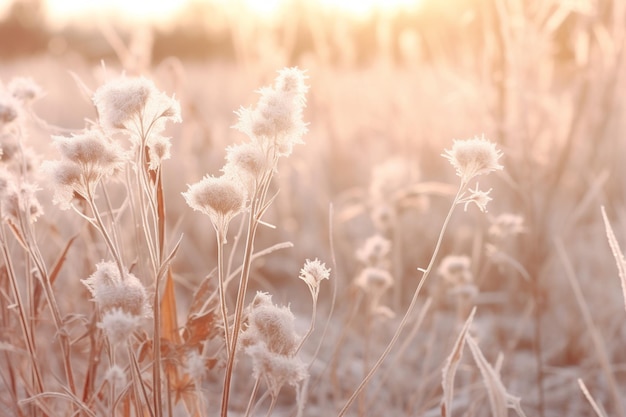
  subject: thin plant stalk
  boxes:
[0,222,44,396]
[221,159,277,416]
[216,229,232,355]
[337,183,466,416]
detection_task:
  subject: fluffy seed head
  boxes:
[2,181,43,225]
[98,308,141,345]
[183,175,246,239]
[52,130,126,175]
[488,213,525,238]
[41,160,82,209]
[241,292,300,356]
[104,365,127,388]
[147,135,172,170]
[442,135,503,182]
[0,94,19,125]
[355,234,391,267]
[234,67,308,157]
[299,258,331,292]
[246,343,308,397]
[247,298,299,356]
[82,261,149,316]
[224,142,266,179]
[355,266,394,295]
[93,77,154,130]
[437,255,473,286]
[8,77,43,103]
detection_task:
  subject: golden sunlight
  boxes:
[42,0,424,25]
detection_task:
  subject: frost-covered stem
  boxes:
[221,160,275,416]
[337,183,465,416]
[244,377,261,417]
[85,188,126,281]
[295,293,318,354]
[221,196,260,417]
[0,222,44,396]
[216,229,232,355]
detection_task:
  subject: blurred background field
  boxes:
[1,0,626,415]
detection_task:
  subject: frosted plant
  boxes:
[81,261,149,317]
[355,234,391,267]
[43,129,126,209]
[93,76,181,135]
[0,93,19,125]
[98,308,142,346]
[104,365,127,388]
[1,180,43,226]
[488,213,525,239]
[246,342,308,398]
[241,292,300,356]
[241,292,308,413]
[182,174,246,243]
[437,255,473,286]
[442,135,503,183]
[299,258,331,299]
[7,77,43,104]
[234,67,308,158]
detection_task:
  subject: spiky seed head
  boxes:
[8,77,43,103]
[437,255,473,286]
[246,343,308,397]
[442,135,503,182]
[355,234,391,267]
[355,267,394,294]
[299,258,330,296]
[98,308,142,345]
[82,261,149,316]
[93,76,154,130]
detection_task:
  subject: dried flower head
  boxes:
[147,135,172,170]
[437,255,473,286]
[224,142,267,179]
[0,93,19,125]
[246,342,308,397]
[93,76,180,135]
[458,183,493,212]
[355,234,391,267]
[2,181,43,225]
[299,258,330,297]
[52,130,126,177]
[234,67,308,157]
[488,213,525,239]
[82,261,149,316]
[104,365,127,388]
[8,77,43,103]
[98,308,142,345]
[243,292,299,356]
[443,135,503,182]
[182,175,246,241]
[355,266,394,295]
[185,350,208,382]
[369,156,418,201]
[41,160,82,209]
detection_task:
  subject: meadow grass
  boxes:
[0,1,625,416]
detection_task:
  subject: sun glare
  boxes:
[40,0,423,26]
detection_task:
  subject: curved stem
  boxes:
[337,183,465,417]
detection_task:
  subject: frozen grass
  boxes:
[0,1,625,416]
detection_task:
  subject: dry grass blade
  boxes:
[34,234,78,312]
[440,306,476,417]
[555,237,625,417]
[578,378,608,417]
[601,206,626,313]
[160,267,181,345]
[466,336,526,417]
